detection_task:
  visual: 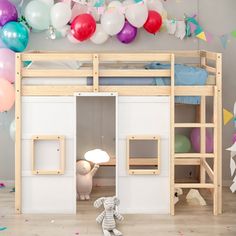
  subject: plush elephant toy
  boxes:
[94,196,124,236]
[76,160,99,200]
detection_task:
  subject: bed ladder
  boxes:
[170,53,222,215]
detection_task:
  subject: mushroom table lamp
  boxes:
[76,149,110,201]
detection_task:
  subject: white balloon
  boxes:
[9,120,15,142]
[122,0,134,7]
[101,9,125,36]
[50,2,72,29]
[108,1,122,8]
[90,24,109,44]
[146,0,164,13]
[125,3,148,28]
[39,0,54,7]
[67,33,81,44]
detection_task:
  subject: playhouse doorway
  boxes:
[75,93,117,213]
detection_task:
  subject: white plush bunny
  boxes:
[94,196,124,236]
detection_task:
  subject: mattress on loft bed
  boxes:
[87,63,208,105]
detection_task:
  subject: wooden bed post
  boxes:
[15,53,22,214]
[216,53,222,214]
[170,53,175,215]
[93,54,99,92]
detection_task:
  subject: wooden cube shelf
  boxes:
[31,135,65,175]
[127,135,160,175]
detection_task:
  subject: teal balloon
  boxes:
[1,22,29,52]
[175,134,191,153]
[94,0,105,7]
[134,0,143,2]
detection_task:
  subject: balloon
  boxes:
[39,0,54,6]
[10,120,15,141]
[24,0,50,30]
[190,128,213,153]
[0,48,15,83]
[10,0,23,4]
[101,9,125,36]
[134,0,142,3]
[146,0,164,13]
[117,21,137,44]
[1,22,29,52]
[67,32,80,44]
[0,0,18,27]
[175,134,191,153]
[108,1,122,8]
[93,0,104,7]
[90,24,109,44]
[70,3,88,22]
[123,0,134,6]
[122,0,134,6]
[0,78,15,112]
[47,25,70,39]
[125,2,148,28]
[50,2,72,29]
[71,14,96,41]
[144,10,162,34]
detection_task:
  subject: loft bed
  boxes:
[15,50,222,216]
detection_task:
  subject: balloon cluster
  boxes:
[22,0,166,44]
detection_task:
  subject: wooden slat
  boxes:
[32,170,64,175]
[100,158,159,166]
[202,64,216,74]
[175,86,214,96]
[174,153,215,158]
[93,54,99,92]
[22,69,93,77]
[175,159,200,165]
[128,169,160,175]
[15,53,22,214]
[202,159,214,181]
[175,183,214,188]
[99,53,172,62]
[22,53,93,61]
[99,69,171,77]
[200,50,217,61]
[174,123,214,128]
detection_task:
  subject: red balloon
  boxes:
[71,14,96,41]
[144,10,162,34]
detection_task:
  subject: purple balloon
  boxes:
[117,21,137,44]
[0,0,18,27]
[190,128,213,153]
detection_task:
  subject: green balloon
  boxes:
[175,134,191,153]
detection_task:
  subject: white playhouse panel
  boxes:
[21,96,76,213]
[118,96,170,214]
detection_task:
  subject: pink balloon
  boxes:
[190,128,213,153]
[0,78,15,112]
[0,48,15,83]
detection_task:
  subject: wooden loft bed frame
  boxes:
[15,50,222,216]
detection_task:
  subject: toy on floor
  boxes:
[76,160,99,200]
[94,196,124,236]
[186,189,207,206]
[174,187,183,204]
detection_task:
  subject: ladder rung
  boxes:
[175,158,200,165]
[174,123,215,128]
[174,153,215,158]
[174,183,215,188]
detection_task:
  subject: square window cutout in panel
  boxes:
[31,135,65,175]
[127,135,160,175]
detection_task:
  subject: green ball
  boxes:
[175,134,191,153]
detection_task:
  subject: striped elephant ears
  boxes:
[94,197,105,208]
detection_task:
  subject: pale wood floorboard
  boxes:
[0,186,235,236]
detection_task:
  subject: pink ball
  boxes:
[0,48,15,83]
[190,128,213,153]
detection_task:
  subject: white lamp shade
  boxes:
[84,149,110,164]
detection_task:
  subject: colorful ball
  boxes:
[175,134,191,153]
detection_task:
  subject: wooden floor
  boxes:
[0,186,236,236]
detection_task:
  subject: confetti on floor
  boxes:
[0,183,5,188]
[0,227,7,231]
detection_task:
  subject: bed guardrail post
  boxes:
[93,54,99,92]
[15,53,22,214]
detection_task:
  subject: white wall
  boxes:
[0,0,235,185]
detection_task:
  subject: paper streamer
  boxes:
[230,151,236,176]
[230,175,236,193]
[219,34,229,49]
[196,31,206,41]
[223,108,233,125]
[231,30,236,38]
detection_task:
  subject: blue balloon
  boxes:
[1,21,29,52]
